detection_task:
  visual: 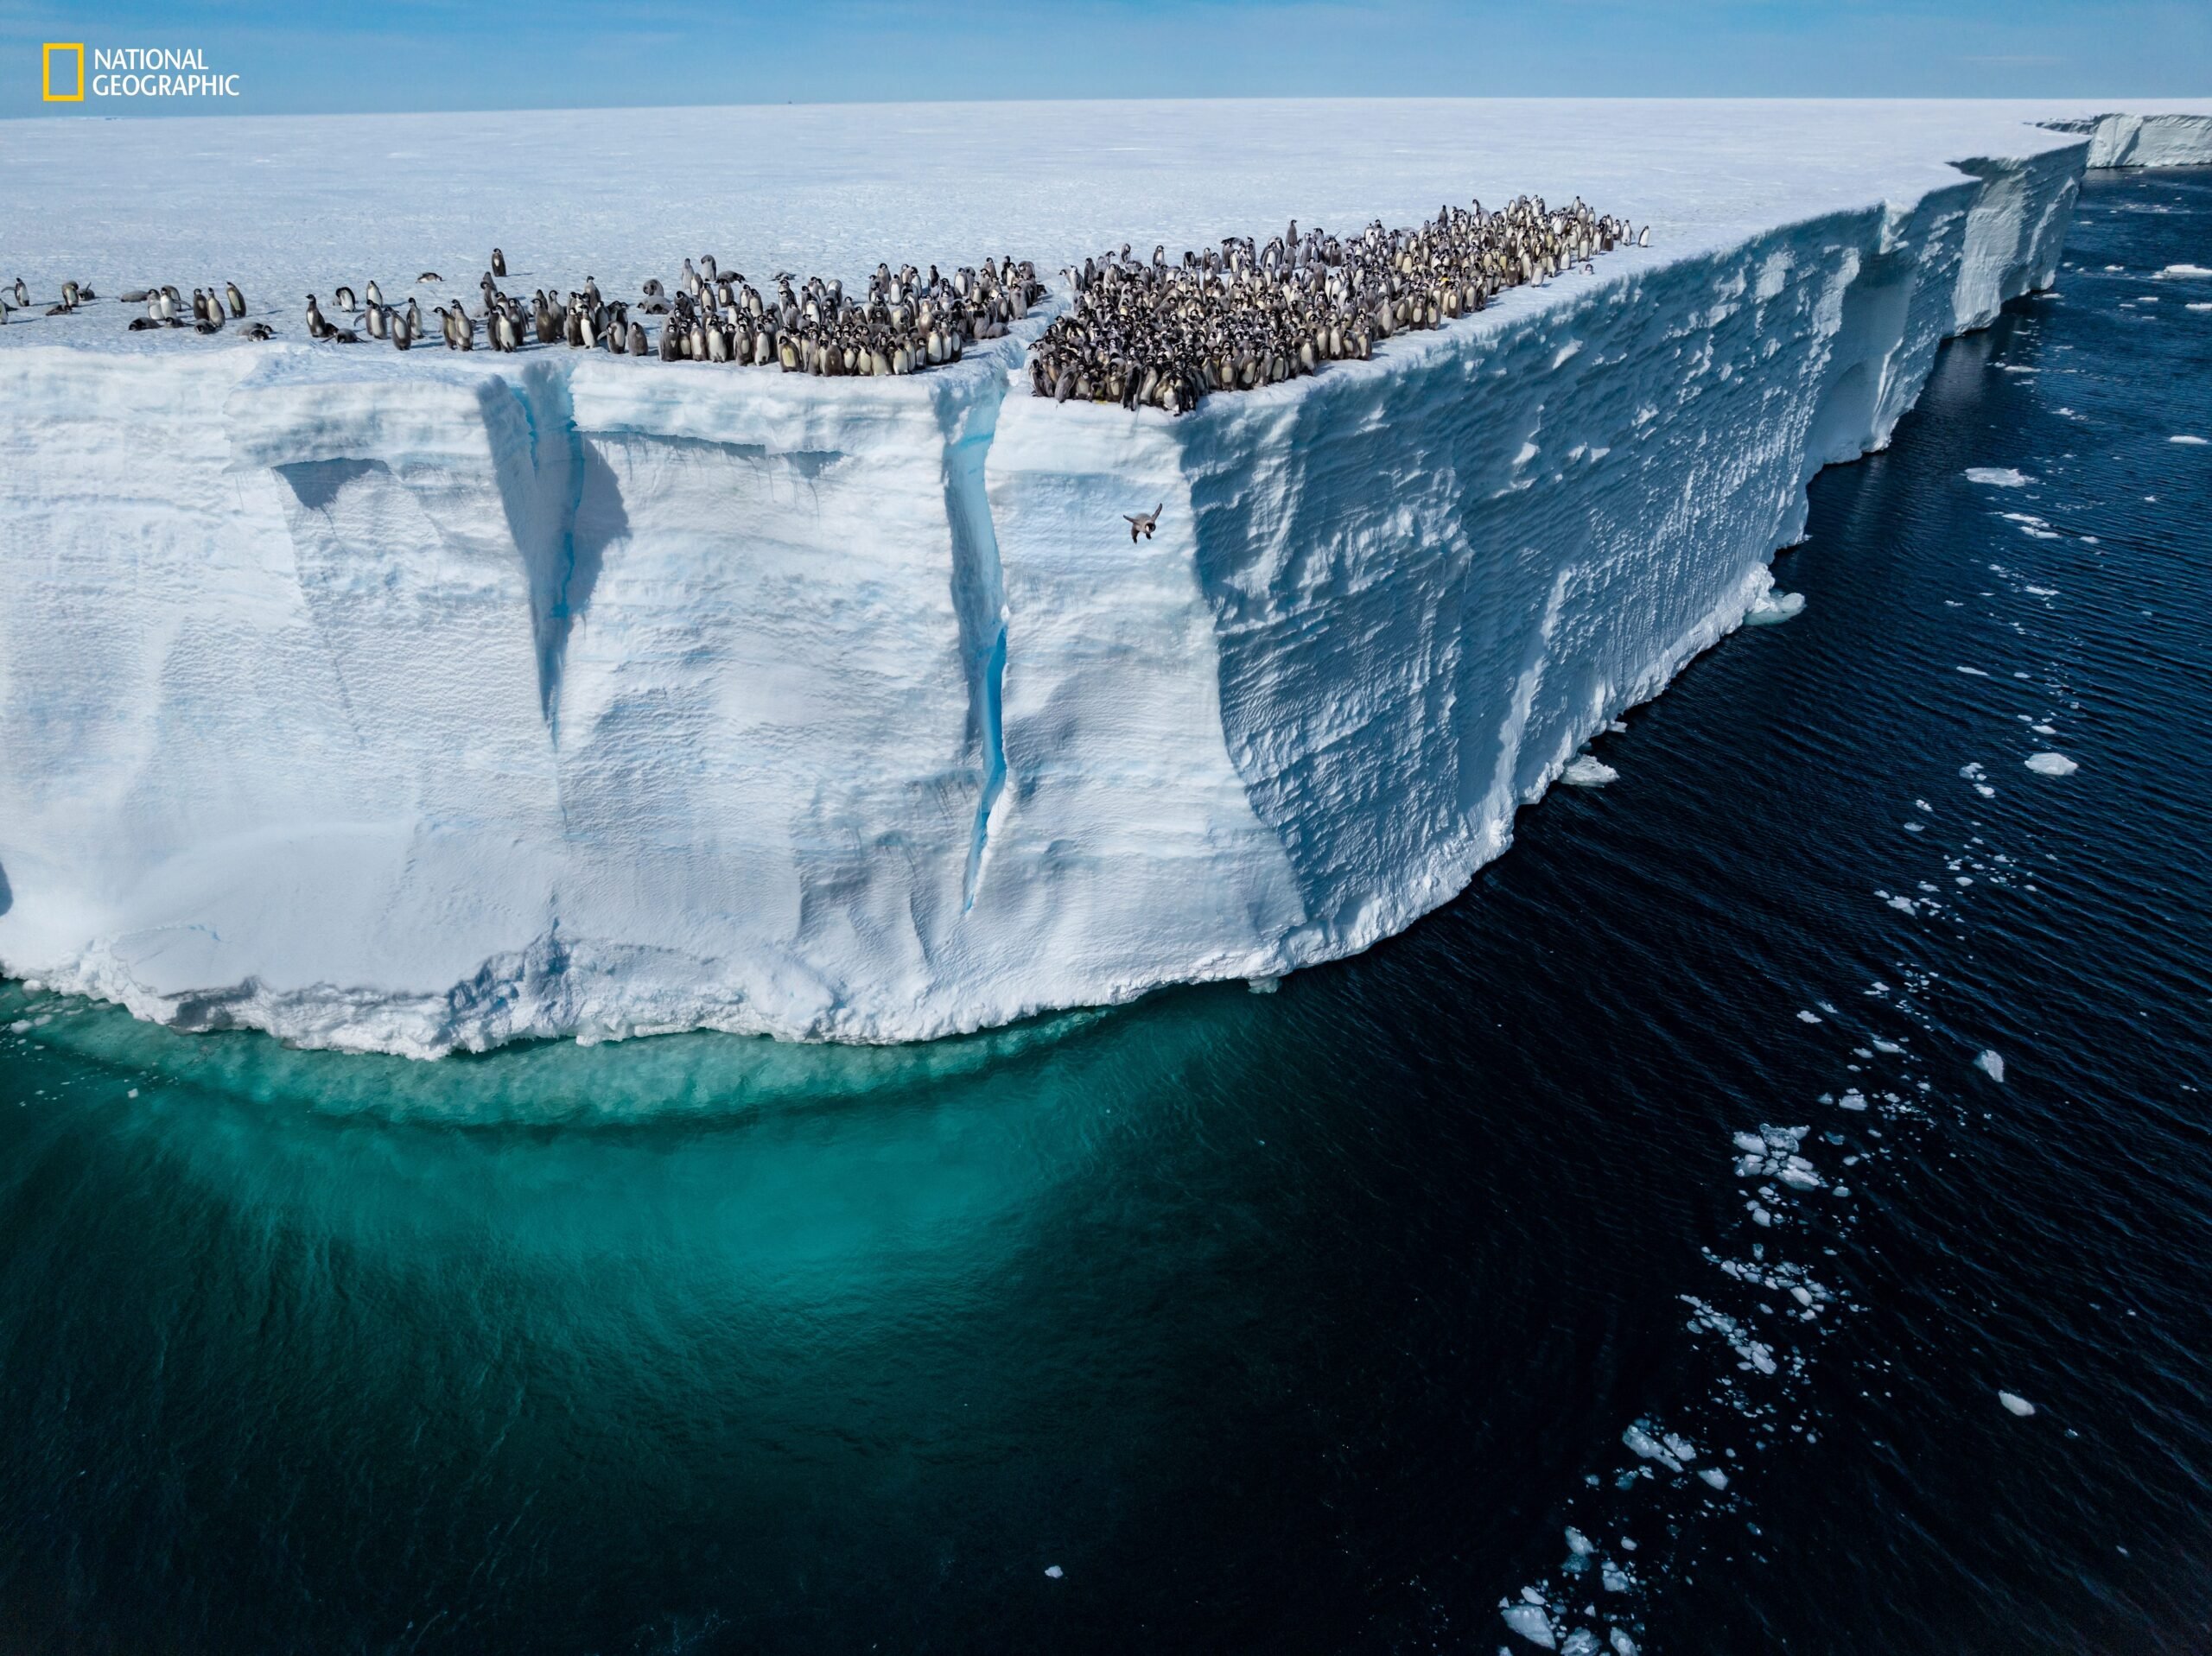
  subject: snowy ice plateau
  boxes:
[3,100,2209,1056]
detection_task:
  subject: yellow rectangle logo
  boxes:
[43,42,85,101]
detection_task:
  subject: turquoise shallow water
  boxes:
[3,167,2211,1654]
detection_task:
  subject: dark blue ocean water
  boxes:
[2,166,2208,1656]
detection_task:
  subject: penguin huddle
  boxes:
[1030,194,1646,414]
[29,200,1650,397]
[639,251,1045,376]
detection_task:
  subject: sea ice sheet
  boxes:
[2,100,2209,1054]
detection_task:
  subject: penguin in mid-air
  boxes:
[1123,503,1164,542]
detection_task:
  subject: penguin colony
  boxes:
[7,195,1646,409]
[295,246,1048,372]
[1030,197,1645,413]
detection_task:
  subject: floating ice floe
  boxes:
[1562,756,1619,788]
[1745,588,1806,625]
[2024,752,2078,776]
[2156,263,2212,278]
[1797,1009,1823,1024]
[2189,302,2212,312]
[1611,1632,1638,1656]
[1956,665,1990,676]
[1999,1391,2037,1417]
[1621,1422,1686,1472]
[2171,435,2209,445]
[1964,467,2033,486]
[1245,975,1279,994]
[1975,1050,2007,1083]
[1503,1597,1557,1648]
[1681,1298,1780,1375]
[1044,1564,1065,1579]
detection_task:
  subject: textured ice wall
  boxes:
[2052,110,2212,168]
[1,108,2208,1054]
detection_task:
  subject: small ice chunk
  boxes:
[2189,302,2212,313]
[1975,1050,2006,1083]
[1246,975,1280,994]
[1045,1564,1064,1578]
[1621,1422,1683,1472]
[1698,1467,1730,1489]
[1662,1431,1697,1463]
[1503,1600,1558,1648]
[1999,1391,2037,1418]
[2024,752,2077,777]
[2156,263,2212,278]
[1733,1130,1767,1154]
[1565,1526,1594,1557]
[1745,589,1805,625]
[1964,467,2031,487]
[1562,756,1618,788]
[1955,665,1989,676]
[1601,1560,1632,1594]
[1797,1009,1822,1023]
[1611,1633,1639,1656]
[2173,435,2209,446]
[1561,1631,1601,1656]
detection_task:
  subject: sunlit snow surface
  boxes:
[1,100,2209,1054]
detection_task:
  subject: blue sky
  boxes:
[9,0,2209,117]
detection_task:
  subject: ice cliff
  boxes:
[3,103,2209,1055]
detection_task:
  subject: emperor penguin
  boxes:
[11,277,26,308]
[1637,225,1650,247]
[365,278,384,308]
[491,247,506,278]
[334,284,357,313]
[225,281,245,318]
[1123,503,1164,542]
[627,320,648,357]
[393,313,412,350]
[405,296,422,336]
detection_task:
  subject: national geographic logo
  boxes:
[42,44,240,102]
